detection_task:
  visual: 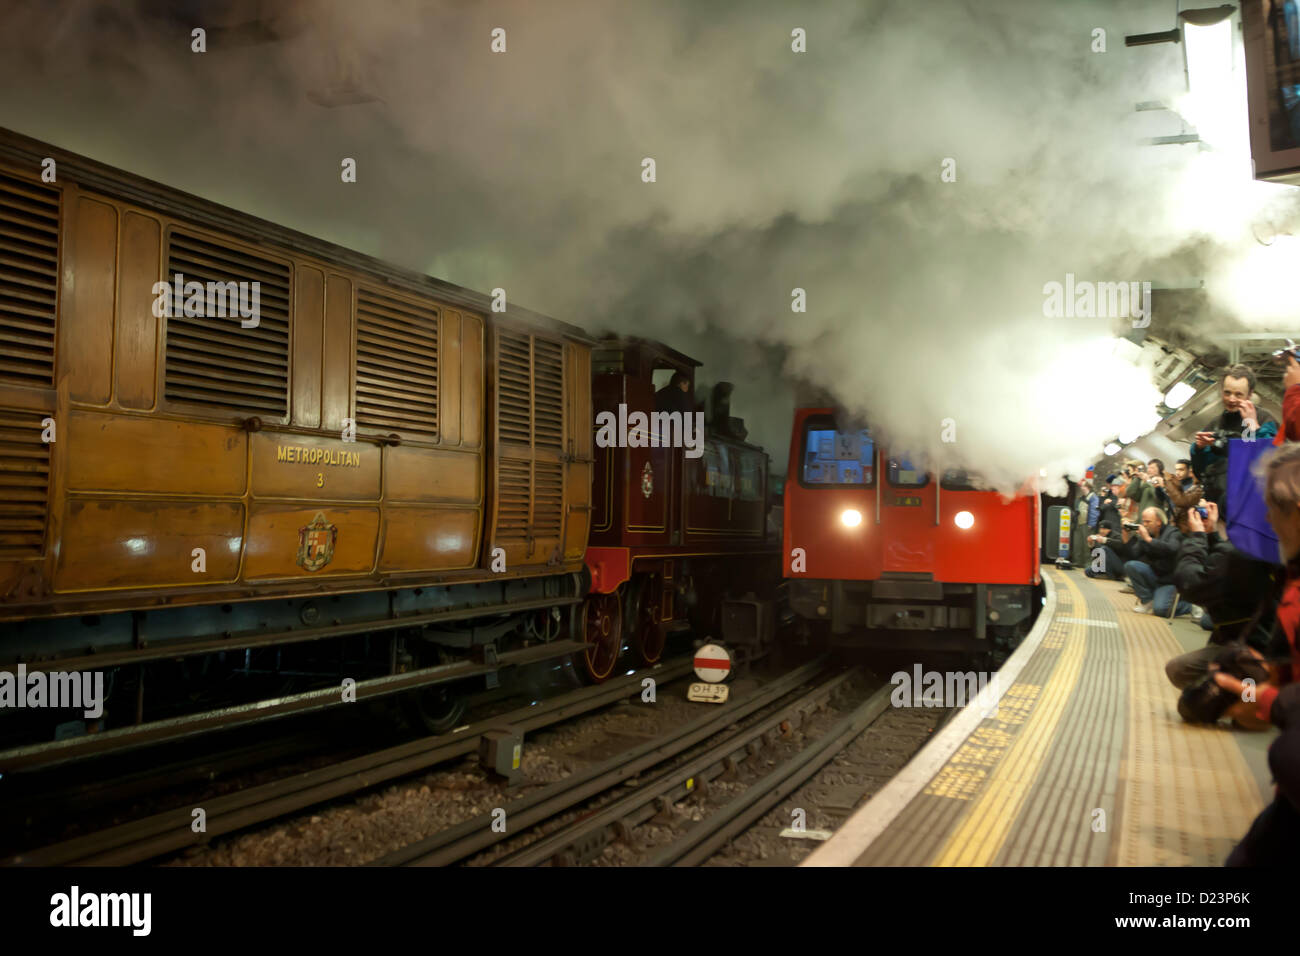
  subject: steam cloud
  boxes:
[2,0,1298,492]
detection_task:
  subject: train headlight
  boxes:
[954,510,975,530]
[840,508,863,528]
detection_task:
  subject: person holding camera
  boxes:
[1126,458,1173,521]
[1085,476,1129,580]
[1191,365,1278,518]
[1121,506,1198,616]
[1166,499,1280,696]
[1221,443,1300,866]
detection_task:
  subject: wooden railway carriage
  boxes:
[581,337,779,680]
[0,128,595,755]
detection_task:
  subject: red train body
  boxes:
[581,337,779,679]
[782,408,1040,654]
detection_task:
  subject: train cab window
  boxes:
[654,364,694,415]
[703,442,734,497]
[801,424,875,487]
[886,457,930,488]
[737,449,764,501]
[940,468,988,491]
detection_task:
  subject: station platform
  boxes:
[803,567,1277,867]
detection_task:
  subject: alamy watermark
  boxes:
[890,665,1000,718]
[151,272,261,328]
[1042,273,1150,328]
[594,404,706,459]
[50,886,151,936]
[0,665,104,719]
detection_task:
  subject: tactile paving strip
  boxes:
[844,569,1268,866]
[1107,583,1266,865]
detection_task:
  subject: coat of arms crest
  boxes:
[296,512,338,572]
[641,461,654,499]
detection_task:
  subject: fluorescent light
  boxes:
[1104,442,1122,456]
[1164,381,1197,409]
[1118,428,1140,444]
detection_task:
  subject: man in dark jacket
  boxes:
[1166,499,1281,689]
[1221,443,1300,866]
[1122,507,1195,616]
[654,371,694,416]
[1085,476,1128,580]
[1191,364,1279,517]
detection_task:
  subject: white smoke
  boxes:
[0,0,1295,492]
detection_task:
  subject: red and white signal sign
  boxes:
[693,643,732,683]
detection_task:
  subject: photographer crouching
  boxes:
[1085,476,1129,580]
[1166,499,1281,711]
[1121,507,1199,617]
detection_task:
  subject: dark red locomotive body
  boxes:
[782,408,1040,655]
[581,337,778,679]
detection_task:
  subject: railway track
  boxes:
[5,651,942,869]
[374,658,865,867]
[2,658,694,866]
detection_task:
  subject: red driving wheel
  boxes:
[580,590,623,682]
[632,576,667,665]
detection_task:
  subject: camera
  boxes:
[1177,644,1271,724]
[1122,521,1141,531]
[1271,338,1300,365]
[1195,506,1209,519]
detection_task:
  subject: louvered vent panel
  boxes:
[163,230,290,415]
[533,338,564,450]
[497,459,530,541]
[0,411,50,557]
[356,287,438,438]
[533,460,563,538]
[0,172,59,389]
[497,330,532,445]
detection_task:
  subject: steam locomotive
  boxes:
[0,128,777,760]
[782,407,1040,660]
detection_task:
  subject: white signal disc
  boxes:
[693,643,732,683]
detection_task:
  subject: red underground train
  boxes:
[782,408,1041,660]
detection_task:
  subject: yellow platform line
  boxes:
[933,570,1088,866]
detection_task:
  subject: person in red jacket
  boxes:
[1273,353,1300,445]
[1220,442,1300,865]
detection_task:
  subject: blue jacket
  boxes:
[1086,493,1100,528]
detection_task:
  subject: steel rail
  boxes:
[379,657,835,867]
[646,683,893,866]
[3,659,691,866]
[495,672,868,867]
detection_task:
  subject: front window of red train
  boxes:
[800,420,875,487]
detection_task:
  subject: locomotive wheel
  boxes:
[630,576,667,665]
[579,591,624,683]
[404,684,468,736]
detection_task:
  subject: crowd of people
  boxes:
[1069,361,1300,866]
